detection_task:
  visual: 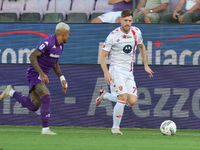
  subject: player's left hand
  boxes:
[145,66,154,78]
[61,80,68,93]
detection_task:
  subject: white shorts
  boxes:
[98,11,122,23]
[109,66,137,97]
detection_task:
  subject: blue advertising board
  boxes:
[0,64,200,129]
[0,24,200,65]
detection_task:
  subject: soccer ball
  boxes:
[160,120,177,135]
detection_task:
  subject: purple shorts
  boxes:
[27,76,41,93]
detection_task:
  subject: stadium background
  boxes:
[0,23,200,129]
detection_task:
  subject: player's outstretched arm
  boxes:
[53,61,68,93]
[29,49,49,84]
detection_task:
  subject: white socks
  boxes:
[112,100,126,129]
[103,92,130,106]
[42,127,49,133]
[103,92,118,103]
[9,89,15,97]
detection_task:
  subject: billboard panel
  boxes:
[0,64,200,129]
[0,24,200,65]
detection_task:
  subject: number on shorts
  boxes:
[133,87,136,93]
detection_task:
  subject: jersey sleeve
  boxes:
[36,39,51,53]
[137,28,143,45]
[102,32,114,52]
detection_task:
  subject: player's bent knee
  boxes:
[128,99,137,106]
[31,98,42,107]
[41,94,51,104]
[127,95,137,106]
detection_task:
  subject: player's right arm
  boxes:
[100,50,113,85]
[29,49,49,84]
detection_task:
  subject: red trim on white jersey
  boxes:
[130,29,137,71]
[117,100,127,104]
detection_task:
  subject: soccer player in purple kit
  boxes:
[0,22,70,135]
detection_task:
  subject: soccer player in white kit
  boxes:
[95,9,154,135]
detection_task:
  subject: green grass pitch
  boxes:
[0,125,200,150]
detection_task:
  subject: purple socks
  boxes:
[40,94,51,128]
[13,92,39,111]
[13,92,51,128]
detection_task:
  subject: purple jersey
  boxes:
[112,1,133,11]
[26,34,63,80]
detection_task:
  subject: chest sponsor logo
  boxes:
[123,45,132,54]
[49,53,60,58]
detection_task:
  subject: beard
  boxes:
[122,25,130,33]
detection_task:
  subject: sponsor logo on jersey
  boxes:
[123,35,132,39]
[123,45,132,53]
[49,53,60,58]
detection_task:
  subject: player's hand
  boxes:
[145,66,154,78]
[40,73,49,84]
[61,80,68,93]
[104,72,114,85]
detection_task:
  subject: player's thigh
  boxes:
[30,90,42,107]
[126,79,137,106]
[34,82,50,98]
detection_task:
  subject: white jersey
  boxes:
[102,26,143,72]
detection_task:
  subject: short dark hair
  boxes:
[121,9,133,18]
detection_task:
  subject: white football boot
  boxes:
[0,85,12,101]
[111,128,123,135]
[41,129,57,135]
[95,89,106,106]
